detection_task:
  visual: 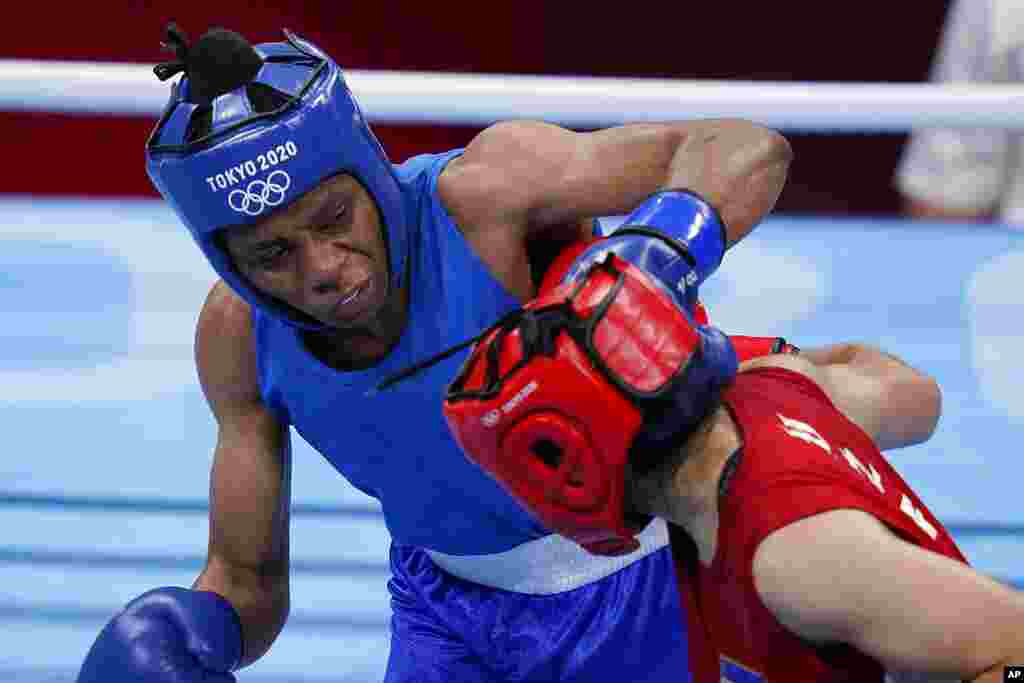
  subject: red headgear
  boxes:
[443,255,736,555]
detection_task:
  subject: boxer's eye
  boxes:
[250,241,290,270]
[531,439,563,469]
[314,204,350,236]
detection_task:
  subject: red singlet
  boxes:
[674,367,967,682]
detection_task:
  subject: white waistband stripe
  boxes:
[425,519,670,595]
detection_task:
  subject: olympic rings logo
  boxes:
[227,170,292,216]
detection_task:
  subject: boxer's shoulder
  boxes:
[196,280,262,411]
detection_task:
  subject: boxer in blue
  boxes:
[77,24,792,682]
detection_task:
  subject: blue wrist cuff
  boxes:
[151,587,245,672]
[616,189,727,283]
[202,590,245,671]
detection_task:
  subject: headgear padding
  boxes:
[145,28,409,329]
[442,255,739,556]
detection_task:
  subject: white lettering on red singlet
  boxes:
[839,447,885,495]
[777,414,940,540]
[899,494,939,540]
[777,413,831,453]
[777,414,885,495]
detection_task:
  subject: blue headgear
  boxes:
[145,29,409,329]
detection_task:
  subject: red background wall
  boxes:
[3,3,952,214]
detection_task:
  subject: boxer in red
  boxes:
[444,253,1024,682]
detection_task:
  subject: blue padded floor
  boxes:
[1,197,1022,681]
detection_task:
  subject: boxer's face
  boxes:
[222,173,393,330]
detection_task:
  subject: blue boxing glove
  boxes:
[77,587,243,683]
[564,190,726,315]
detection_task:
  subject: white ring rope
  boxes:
[1,59,1023,131]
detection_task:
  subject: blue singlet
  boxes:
[252,150,548,555]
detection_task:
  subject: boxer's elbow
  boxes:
[825,343,942,451]
[879,366,942,450]
[751,128,793,203]
[732,121,793,172]
[709,121,792,245]
[910,372,942,444]
[742,124,792,197]
[760,126,794,164]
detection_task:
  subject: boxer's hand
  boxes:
[77,587,242,683]
[559,190,726,315]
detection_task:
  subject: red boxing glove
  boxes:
[729,335,800,362]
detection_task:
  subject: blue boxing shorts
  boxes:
[384,519,691,682]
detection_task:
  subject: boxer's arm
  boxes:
[443,118,792,247]
[744,345,941,450]
[195,281,292,667]
[753,508,1024,681]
